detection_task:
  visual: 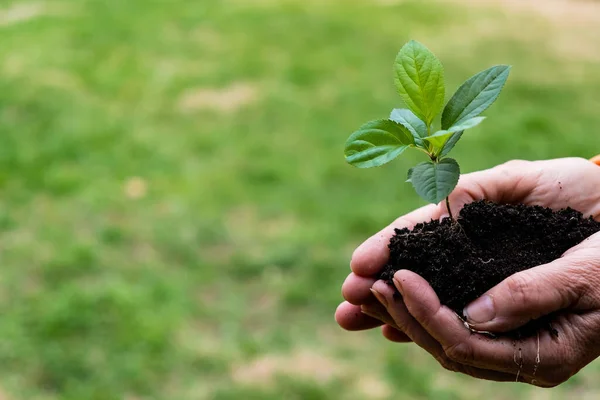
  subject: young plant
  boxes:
[344,40,510,219]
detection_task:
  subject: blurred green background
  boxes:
[0,0,599,399]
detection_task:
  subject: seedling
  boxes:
[344,40,510,219]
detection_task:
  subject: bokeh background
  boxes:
[0,0,600,399]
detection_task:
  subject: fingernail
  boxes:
[392,278,403,296]
[361,304,382,320]
[463,295,496,324]
[370,288,388,308]
[439,213,449,222]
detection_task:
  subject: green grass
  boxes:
[0,0,599,398]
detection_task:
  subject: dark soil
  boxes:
[378,201,600,336]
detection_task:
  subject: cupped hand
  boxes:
[335,157,600,385]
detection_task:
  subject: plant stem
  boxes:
[425,124,434,157]
[427,124,453,220]
[445,197,454,221]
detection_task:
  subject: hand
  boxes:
[335,157,600,386]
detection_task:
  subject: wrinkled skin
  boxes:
[335,158,600,386]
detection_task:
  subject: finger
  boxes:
[381,324,411,343]
[342,273,376,305]
[394,269,560,379]
[455,160,538,205]
[462,248,600,333]
[371,280,444,355]
[361,301,401,331]
[462,266,576,333]
[351,204,440,277]
[335,301,383,331]
[371,280,528,382]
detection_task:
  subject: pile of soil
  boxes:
[379,201,600,335]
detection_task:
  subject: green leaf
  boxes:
[410,159,460,204]
[435,116,485,157]
[442,65,511,129]
[394,40,445,126]
[390,108,427,139]
[440,130,464,157]
[424,130,453,150]
[449,116,485,132]
[344,119,414,168]
[406,167,414,183]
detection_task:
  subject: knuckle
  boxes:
[414,304,442,332]
[494,160,530,184]
[443,341,474,364]
[387,303,417,335]
[563,271,588,307]
[500,159,529,170]
[504,272,536,306]
[565,255,599,303]
[565,264,589,291]
[435,355,457,372]
[389,315,411,334]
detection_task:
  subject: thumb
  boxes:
[462,259,586,333]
